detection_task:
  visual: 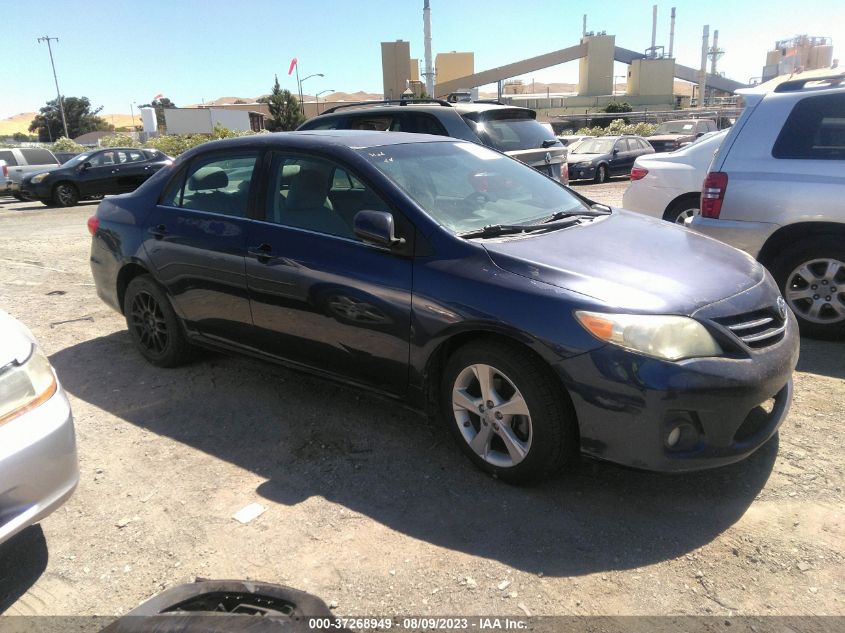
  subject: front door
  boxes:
[142,150,260,343]
[245,152,413,395]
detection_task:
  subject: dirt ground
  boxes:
[0,181,842,618]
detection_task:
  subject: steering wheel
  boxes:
[464,191,490,207]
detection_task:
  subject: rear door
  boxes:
[244,151,413,394]
[77,150,122,196]
[114,149,152,192]
[143,150,260,343]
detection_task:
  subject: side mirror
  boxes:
[353,210,405,248]
[612,148,619,155]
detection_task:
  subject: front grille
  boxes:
[712,307,786,349]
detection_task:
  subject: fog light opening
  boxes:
[665,420,701,451]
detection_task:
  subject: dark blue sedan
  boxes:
[88,131,798,483]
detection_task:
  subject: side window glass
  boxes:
[266,154,388,239]
[160,170,186,207]
[409,114,448,136]
[179,153,258,217]
[0,150,18,166]
[773,93,845,160]
[348,116,394,131]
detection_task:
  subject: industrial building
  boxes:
[761,35,835,82]
[162,108,265,135]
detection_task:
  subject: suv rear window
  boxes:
[20,148,58,165]
[467,112,557,152]
[772,93,845,160]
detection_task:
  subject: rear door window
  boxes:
[773,93,845,160]
[20,148,57,165]
[173,152,259,217]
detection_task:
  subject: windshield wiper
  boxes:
[538,205,612,223]
[459,219,581,239]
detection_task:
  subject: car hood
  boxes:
[482,210,764,314]
[0,310,36,369]
[567,152,606,163]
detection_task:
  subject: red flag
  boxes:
[153,94,163,100]
[288,58,297,75]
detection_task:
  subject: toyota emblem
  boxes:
[776,296,787,320]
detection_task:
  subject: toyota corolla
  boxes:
[88,131,798,483]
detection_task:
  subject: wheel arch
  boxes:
[116,261,152,315]
[758,222,845,269]
[663,191,700,218]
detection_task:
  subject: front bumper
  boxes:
[17,180,51,202]
[554,312,799,472]
[568,164,596,181]
[689,216,777,259]
[0,384,78,545]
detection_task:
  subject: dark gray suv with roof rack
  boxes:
[298,99,569,185]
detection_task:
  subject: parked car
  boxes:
[298,99,569,185]
[89,131,798,483]
[691,75,845,339]
[647,119,717,152]
[0,309,78,546]
[566,135,655,183]
[0,147,61,200]
[0,159,8,197]
[19,147,172,207]
[623,129,728,223]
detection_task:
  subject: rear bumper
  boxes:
[689,216,777,259]
[554,312,799,472]
[622,183,675,218]
[0,385,78,545]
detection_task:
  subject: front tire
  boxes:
[593,164,608,184]
[772,237,845,339]
[440,340,577,484]
[124,275,193,367]
[52,182,79,207]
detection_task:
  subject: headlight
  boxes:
[30,173,49,184]
[0,344,57,425]
[576,162,593,168]
[575,311,722,361]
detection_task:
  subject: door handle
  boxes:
[149,224,167,239]
[248,243,274,261]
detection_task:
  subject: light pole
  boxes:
[315,90,334,114]
[37,36,70,139]
[298,73,324,115]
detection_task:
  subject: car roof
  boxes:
[183,130,457,154]
[315,101,532,117]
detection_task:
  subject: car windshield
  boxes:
[572,138,616,154]
[654,121,697,134]
[470,116,559,152]
[63,153,92,167]
[359,141,589,235]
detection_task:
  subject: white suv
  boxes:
[691,74,845,339]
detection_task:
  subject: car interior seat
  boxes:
[281,168,351,237]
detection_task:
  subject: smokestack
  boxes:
[423,0,434,96]
[698,25,710,107]
[582,14,587,37]
[651,5,658,55]
[668,7,676,58]
[710,29,720,75]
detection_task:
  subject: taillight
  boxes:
[1,164,7,178]
[560,162,569,186]
[87,216,99,235]
[701,172,728,218]
[630,166,648,181]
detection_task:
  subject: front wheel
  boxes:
[124,275,193,367]
[593,164,608,184]
[52,182,79,207]
[441,340,578,484]
[772,237,845,339]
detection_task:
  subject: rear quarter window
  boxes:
[20,148,58,165]
[772,93,845,160]
[0,150,18,166]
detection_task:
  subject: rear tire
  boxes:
[664,195,699,224]
[771,237,845,340]
[593,164,608,184]
[52,182,79,207]
[124,275,193,367]
[440,340,578,484]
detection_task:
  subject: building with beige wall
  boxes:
[577,34,615,97]
[435,52,474,85]
[626,57,675,98]
[381,40,411,100]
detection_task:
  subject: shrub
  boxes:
[99,133,140,148]
[52,136,86,153]
[575,119,657,137]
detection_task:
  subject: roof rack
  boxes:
[774,74,845,93]
[320,98,453,115]
[470,99,507,105]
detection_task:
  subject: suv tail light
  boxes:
[701,171,728,218]
[560,162,569,186]
[87,216,99,235]
[630,166,648,181]
[1,163,6,178]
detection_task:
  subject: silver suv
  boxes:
[0,147,61,200]
[691,74,845,339]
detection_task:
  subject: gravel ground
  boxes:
[0,182,842,618]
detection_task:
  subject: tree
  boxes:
[603,101,633,113]
[28,96,113,142]
[265,75,304,131]
[137,97,177,131]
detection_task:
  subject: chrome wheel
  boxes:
[130,291,169,354]
[595,165,607,184]
[452,363,533,468]
[785,258,845,324]
[675,207,697,224]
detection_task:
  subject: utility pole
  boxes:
[37,36,70,139]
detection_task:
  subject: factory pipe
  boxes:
[669,7,676,58]
[423,0,434,96]
[698,25,710,107]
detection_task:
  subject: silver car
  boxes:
[0,310,78,545]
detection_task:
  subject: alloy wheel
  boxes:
[452,363,533,468]
[56,184,76,206]
[785,258,845,324]
[675,208,697,224]
[130,291,169,353]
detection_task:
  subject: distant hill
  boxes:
[0,112,139,136]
